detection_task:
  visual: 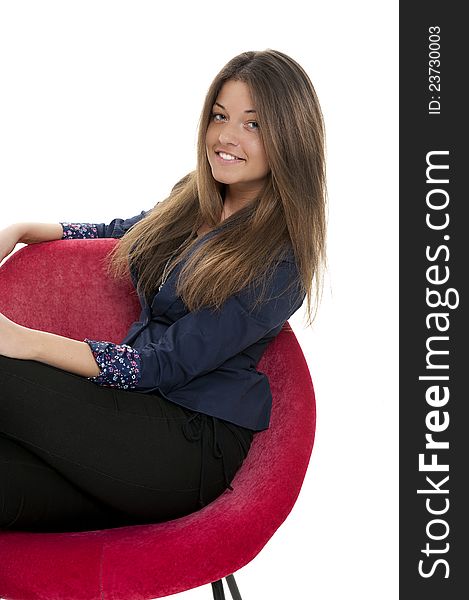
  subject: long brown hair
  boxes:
[105,49,327,326]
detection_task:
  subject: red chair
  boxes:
[0,239,316,600]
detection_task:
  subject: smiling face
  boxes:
[205,79,270,200]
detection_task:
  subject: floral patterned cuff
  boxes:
[84,339,142,389]
[60,223,99,239]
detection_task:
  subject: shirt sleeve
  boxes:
[83,260,305,392]
[84,340,143,389]
[60,209,150,240]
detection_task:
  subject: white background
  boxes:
[0,1,398,599]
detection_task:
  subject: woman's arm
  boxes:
[0,312,101,377]
[8,209,150,246]
[60,210,150,239]
[15,222,64,244]
[83,260,305,392]
[0,223,64,264]
[30,329,101,377]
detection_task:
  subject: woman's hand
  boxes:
[0,311,33,360]
[0,225,22,264]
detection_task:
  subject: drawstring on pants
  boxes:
[182,412,234,508]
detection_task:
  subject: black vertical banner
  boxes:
[400,2,467,597]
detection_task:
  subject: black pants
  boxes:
[0,354,254,533]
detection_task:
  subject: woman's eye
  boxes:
[211,113,226,122]
[247,121,259,130]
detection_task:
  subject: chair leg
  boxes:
[225,574,243,600]
[211,579,226,600]
[211,574,243,600]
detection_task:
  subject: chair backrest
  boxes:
[0,239,316,599]
[0,239,140,343]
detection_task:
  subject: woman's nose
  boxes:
[218,124,240,146]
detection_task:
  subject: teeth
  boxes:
[219,151,239,161]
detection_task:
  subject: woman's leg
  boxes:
[0,433,127,532]
[0,354,253,531]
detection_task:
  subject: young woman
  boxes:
[0,49,327,532]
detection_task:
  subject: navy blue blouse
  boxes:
[60,211,305,431]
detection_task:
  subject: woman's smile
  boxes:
[214,150,245,164]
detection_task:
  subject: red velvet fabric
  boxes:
[0,239,316,600]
